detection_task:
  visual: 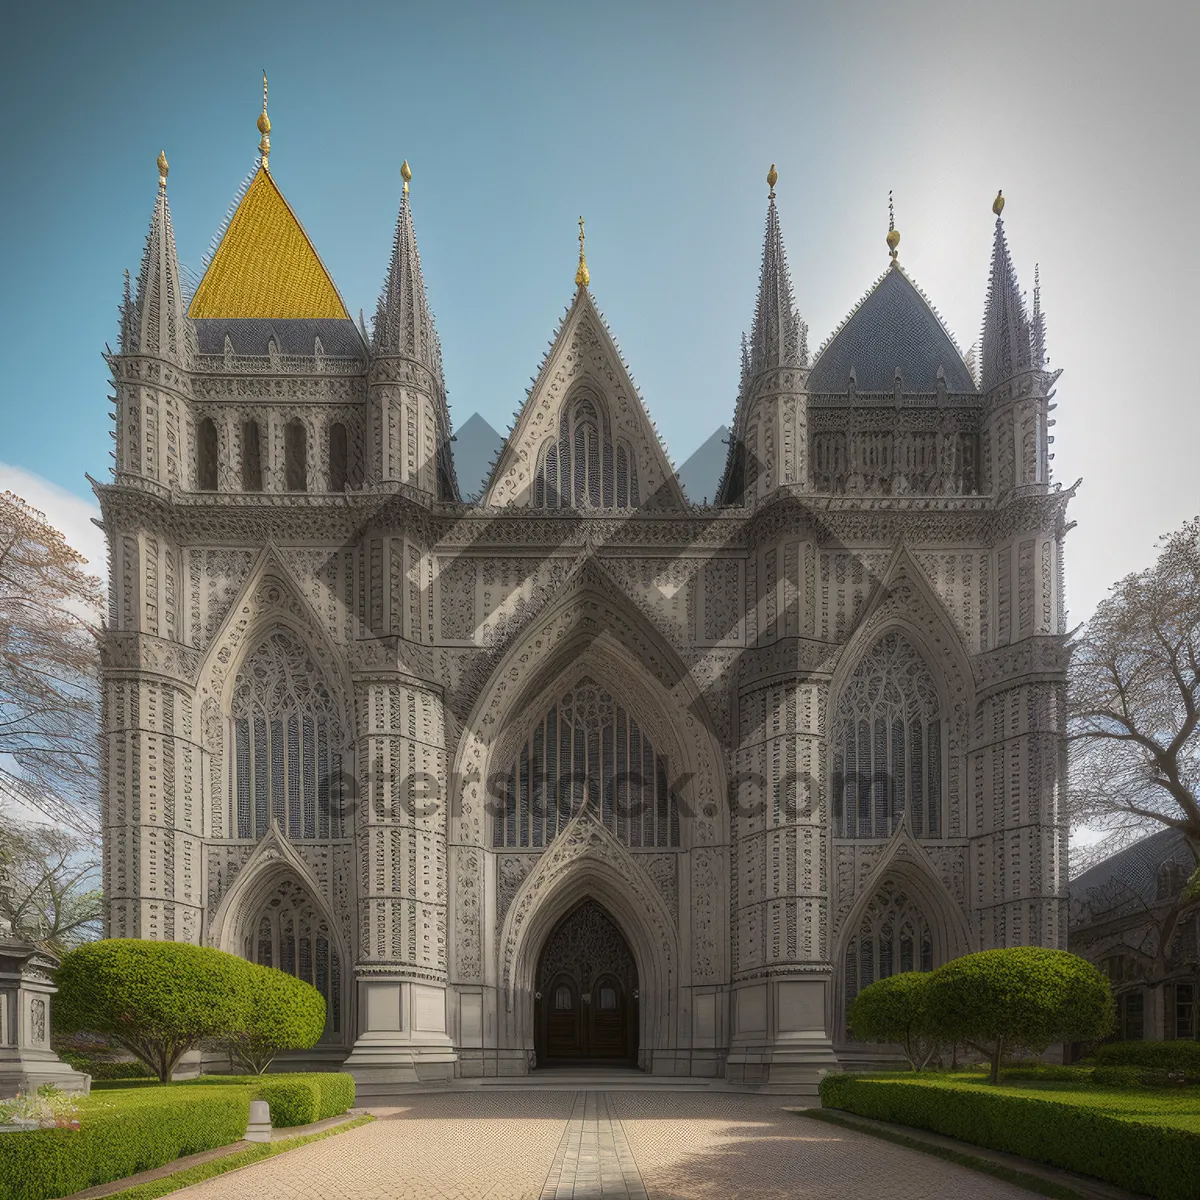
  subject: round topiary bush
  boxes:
[55,940,258,1082]
[923,947,1114,1083]
[847,971,937,1070]
[224,966,326,1074]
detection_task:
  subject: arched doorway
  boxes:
[534,899,638,1065]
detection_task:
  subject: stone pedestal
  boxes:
[724,975,839,1092]
[342,976,456,1098]
[0,935,91,1096]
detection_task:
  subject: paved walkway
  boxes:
[172,1091,1033,1199]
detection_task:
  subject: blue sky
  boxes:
[1,0,1197,621]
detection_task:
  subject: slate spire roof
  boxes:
[980,192,1033,391]
[807,263,975,393]
[122,152,192,364]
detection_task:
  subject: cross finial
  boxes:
[257,72,271,170]
[575,216,590,289]
[886,190,900,264]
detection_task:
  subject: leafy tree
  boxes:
[1069,515,1200,865]
[923,947,1114,1083]
[847,971,937,1070]
[54,940,254,1082]
[0,818,101,954]
[224,968,325,1074]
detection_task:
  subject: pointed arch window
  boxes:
[197,417,218,491]
[329,422,348,492]
[231,631,344,840]
[531,393,639,510]
[243,878,342,1040]
[832,631,943,839]
[492,677,680,849]
[844,880,935,1027]
[285,419,308,492]
[242,420,263,492]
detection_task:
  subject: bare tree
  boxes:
[1069,515,1200,869]
[0,491,103,832]
[0,819,102,954]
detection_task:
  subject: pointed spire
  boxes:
[749,163,805,376]
[739,331,750,395]
[575,216,590,289]
[981,189,1033,390]
[257,72,271,171]
[125,149,190,364]
[887,190,900,265]
[373,159,444,384]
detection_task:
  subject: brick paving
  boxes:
[171,1090,1033,1199]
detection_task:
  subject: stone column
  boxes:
[342,677,456,1095]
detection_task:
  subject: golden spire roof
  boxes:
[575,216,590,288]
[186,78,350,321]
[886,190,900,264]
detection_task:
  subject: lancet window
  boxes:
[832,631,943,839]
[329,422,348,492]
[242,420,263,491]
[284,419,308,492]
[844,879,935,1021]
[231,631,344,840]
[492,678,680,849]
[197,417,218,491]
[532,393,640,509]
[245,878,342,1039]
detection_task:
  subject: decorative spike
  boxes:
[257,72,271,170]
[887,190,900,263]
[981,192,1033,390]
[575,216,590,289]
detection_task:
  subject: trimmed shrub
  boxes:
[819,1074,1200,1200]
[58,1054,153,1081]
[55,940,256,1082]
[1095,1039,1200,1083]
[923,947,1114,1083]
[0,1084,250,1200]
[253,1078,318,1127]
[311,1071,355,1120]
[847,971,936,1070]
[225,968,326,1074]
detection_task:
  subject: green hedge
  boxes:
[0,1084,250,1200]
[1095,1040,1200,1082]
[58,1054,153,1081]
[819,1074,1200,1200]
[0,1073,355,1200]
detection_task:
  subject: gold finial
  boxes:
[575,216,590,288]
[767,163,778,197]
[157,150,169,187]
[886,190,900,263]
[257,72,271,170]
[992,189,1005,216]
[401,159,411,197]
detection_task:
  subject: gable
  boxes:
[483,291,686,509]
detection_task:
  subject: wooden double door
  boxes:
[535,899,638,1065]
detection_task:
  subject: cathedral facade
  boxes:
[98,99,1071,1091]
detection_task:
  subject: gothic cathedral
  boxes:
[99,96,1070,1093]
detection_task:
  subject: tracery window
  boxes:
[1158,860,1190,901]
[532,393,640,509]
[244,878,342,1040]
[231,632,344,840]
[492,678,680,849]
[844,880,935,1023]
[832,631,943,839]
[329,422,348,492]
[242,420,263,492]
[197,417,218,491]
[284,419,308,492]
